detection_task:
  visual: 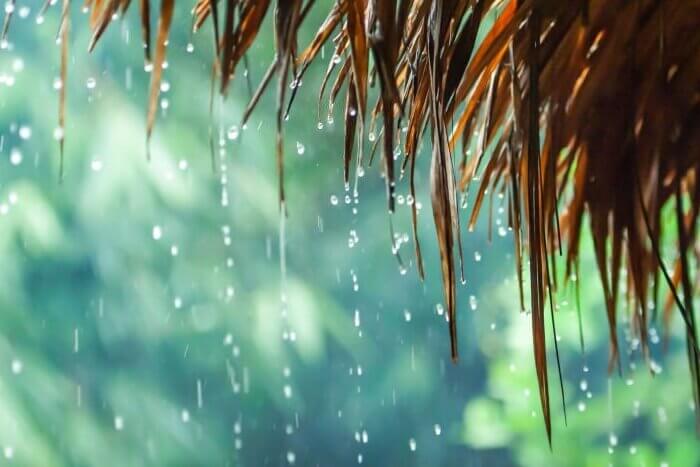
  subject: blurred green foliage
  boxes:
[0,2,697,466]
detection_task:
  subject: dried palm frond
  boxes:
[6,0,700,443]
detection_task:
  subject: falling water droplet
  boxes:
[227,125,239,140]
[53,126,65,141]
[18,125,31,140]
[286,451,296,464]
[9,148,22,165]
[152,225,163,240]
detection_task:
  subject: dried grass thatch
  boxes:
[5,0,700,443]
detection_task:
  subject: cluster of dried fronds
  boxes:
[5,0,700,443]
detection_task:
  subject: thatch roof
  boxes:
[6,0,700,443]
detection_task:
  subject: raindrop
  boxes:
[91,159,103,172]
[227,125,239,140]
[474,251,482,262]
[404,310,412,322]
[286,451,296,464]
[152,225,163,240]
[330,195,339,205]
[186,42,194,53]
[469,295,478,311]
[114,416,124,431]
[181,409,190,423]
[3,446,13,459]
[86,77,96,89]
[283,385,292,399]
[11,359,22,374]
[53,126,65,141]
[435,304,444,316]
[579,379,588,391]
[18,125,31,140]
[434,424,442,436]
[408,438,417,452]
[577,401,586,412]
[296,141,305,155]
[9,148,22,165]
